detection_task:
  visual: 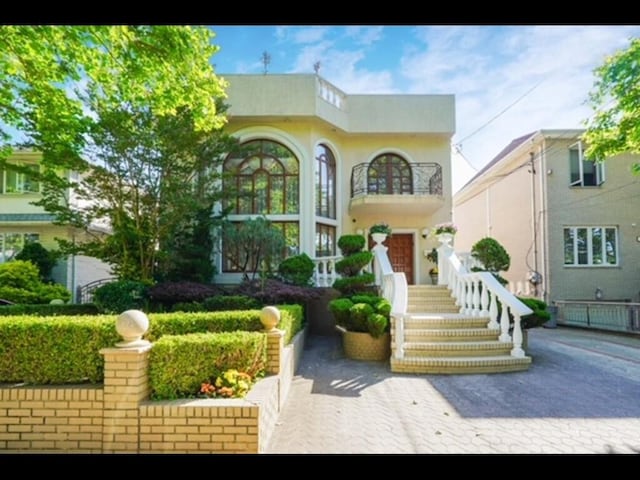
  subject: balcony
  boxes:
[349,162,444,217]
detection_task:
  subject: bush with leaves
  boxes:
[146,281,224,311]
[93,280,148,314]
[471,237,510,273]
[15,241,60,282]
[277,253,315,286]
[0,260,70,304]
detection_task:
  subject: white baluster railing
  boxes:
[444,251,533,358]
[312,255,341,287]
[372,243,408,360]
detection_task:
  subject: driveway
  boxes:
[265,326,640,454]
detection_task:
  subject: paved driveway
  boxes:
[265,326,640,454]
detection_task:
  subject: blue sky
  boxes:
[209,25,640,189]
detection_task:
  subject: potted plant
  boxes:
[433,222,457,246]
[370,222,392,244]
[329,234,391,361]
[426,247,438,284]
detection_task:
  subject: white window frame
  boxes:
[569,141,605,187]
[563,226,618,267]
[0,233,40,263]
[1,162,40,194]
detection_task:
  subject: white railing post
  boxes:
[471,276,481,316]
[499,302,511,342]
[394,313,405,359]
[480,282,489,317]
[510,315,525,357]
[488,291,499,329]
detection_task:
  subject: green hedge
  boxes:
[0,303,100,316]
[0,316,119,384]
[148,331,267,400]
[146,304,303,345]
[0,304,303,386]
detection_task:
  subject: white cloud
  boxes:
[399,25,640,169]
[291,27,331,45]
[344,26,384,46]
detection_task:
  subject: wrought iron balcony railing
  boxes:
[350,162,442,198]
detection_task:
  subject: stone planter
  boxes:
[337,327,391,361]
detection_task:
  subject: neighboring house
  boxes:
[453,129,640,306]
[0,148,113,301]
[217,74,456,286]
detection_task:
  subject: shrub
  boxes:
[0,260,70,304]
[328,298,354,329]
[0,303,99,316]
[335,251,374,277]
[366,313,388,338]
[148,331,266,400]
[349,303,374,332]
[233,278,321,306]
[202,295,261,311]
[471,237,510,273]
[199,369,254,399]
[0,315,119,384]
[93,280,147,314]
[332,273,376,295]
[15,241,60,282]
[146,281,224,310]
[277,253,315,286]
[337,234,366,256]
[171,301,204,312]
[519,297,551,329]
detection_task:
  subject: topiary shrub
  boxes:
[335,251,374,277]
[328,297,354,330]
[471,237,511,273]
[337,234,366,256]
[349,302,375,332]
[93,280,147,314]
[277,253,315,286]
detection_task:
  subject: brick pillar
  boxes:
[100,345,152,453]
[265,329,285,375]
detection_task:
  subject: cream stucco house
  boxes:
[216,74,456,287]
[0,148,113,301]
[453,129,640,308]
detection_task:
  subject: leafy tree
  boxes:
[471,237,510,277]
[583,37,640,174]
[220,216,287,282]
[0,26,227,161]
[0,26,238,282]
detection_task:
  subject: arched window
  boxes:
[224,139,299,214]
[315,144,336,219]
[222,139,300,273]
[367,153,413,194]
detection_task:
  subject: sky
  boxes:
[209,25,640,192]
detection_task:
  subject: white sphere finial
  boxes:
[115,309,150,347]
[260,306,280,332]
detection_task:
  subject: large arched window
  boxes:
[315,144,336,219]
[224,139,299,214]
[315,144,337,257]
[367,153,413,194]
[222,139,300,273]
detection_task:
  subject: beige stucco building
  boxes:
[217,74,456,286]
[453,129,640,305]
[0,148,113,299]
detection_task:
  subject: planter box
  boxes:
[338,328,390,361]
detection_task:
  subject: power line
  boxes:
[455,80,544,148]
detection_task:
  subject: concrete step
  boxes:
[402,328,500,342]
[407,304,461,314]
[397,340,512,357]
[390,355,532,374]
[399,314,490,329]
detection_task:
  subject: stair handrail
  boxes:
[444,250,532,358]
[372,243,408,359]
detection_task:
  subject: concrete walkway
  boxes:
[265,326,640,454]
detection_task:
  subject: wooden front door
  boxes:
[370,233,415,285]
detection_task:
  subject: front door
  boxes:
[370,233,415,285]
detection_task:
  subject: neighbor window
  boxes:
[569,141,604,187]
[1,163,40,194]
[563,226,617,266]
[0,233,40,263]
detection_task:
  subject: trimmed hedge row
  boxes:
[145,304,303,345]
[149,331,267,400]
[0,316,119,384]
[0,304,303,385]
[0,303,100,317]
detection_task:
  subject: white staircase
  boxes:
[390,285,532,374]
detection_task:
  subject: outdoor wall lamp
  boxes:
[595,287,603,300]
[421,228,430,239]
